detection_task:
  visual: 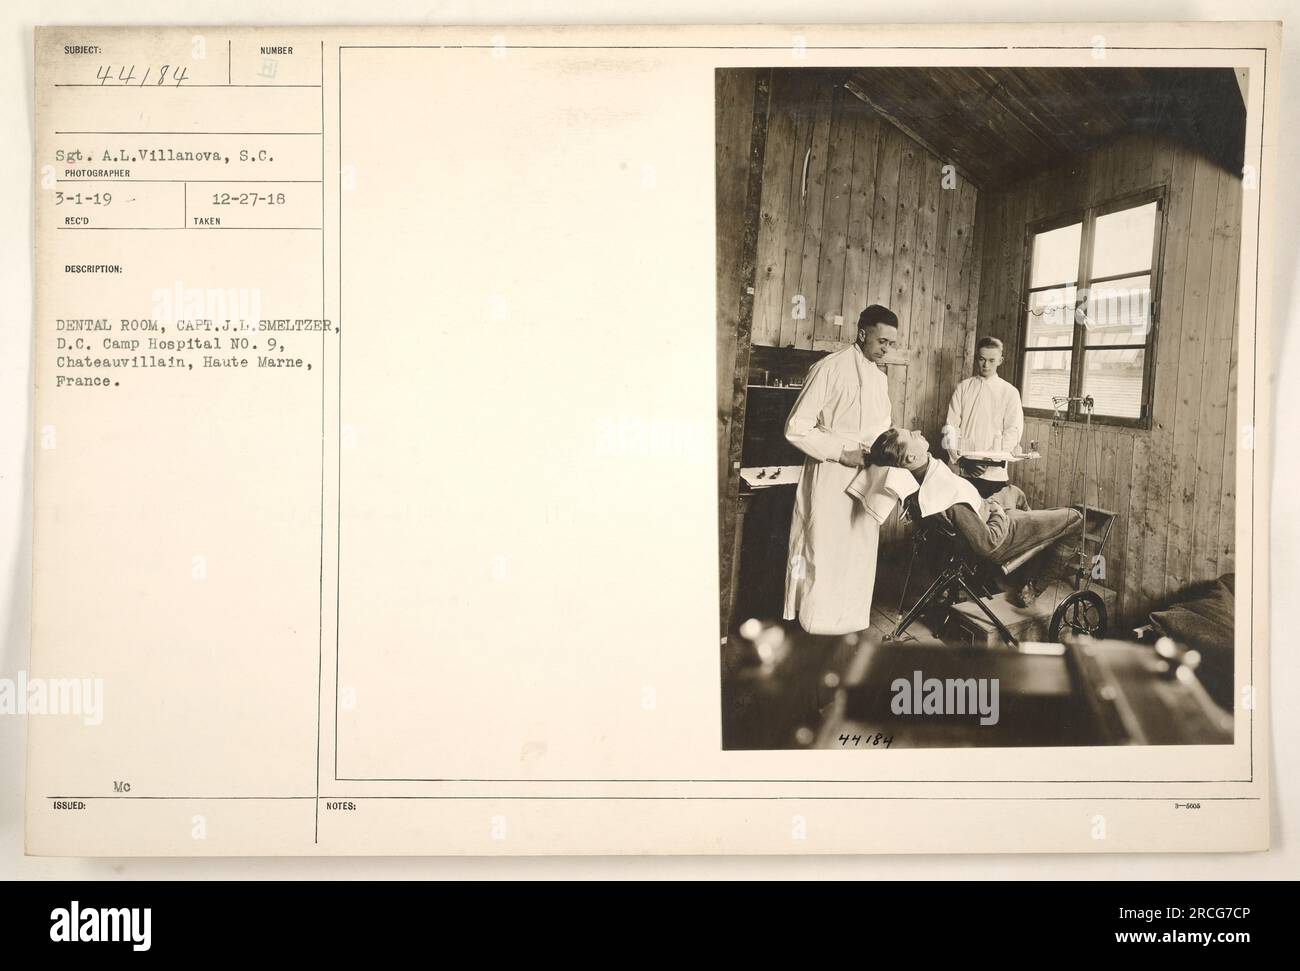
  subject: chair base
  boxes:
[890,560,1021,648]
[949,580,1119,648]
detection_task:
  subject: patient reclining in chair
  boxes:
[869,427,1082,608]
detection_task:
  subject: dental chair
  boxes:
[888,496,1075,650]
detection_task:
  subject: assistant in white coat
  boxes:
[942,336,1024,497]
[782,306,897,636]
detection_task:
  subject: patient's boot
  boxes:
[1008,580,1038,609]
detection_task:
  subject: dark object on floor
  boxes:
[1148,574,1235,711]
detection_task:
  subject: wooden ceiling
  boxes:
[840,67,1246,188]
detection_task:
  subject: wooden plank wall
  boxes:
[750,72,982,444]
[977,132,1242,626]
[716,69,765,634]
[717,70,984,628]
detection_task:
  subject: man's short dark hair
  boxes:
[857,304,899,333]
[975,336,1003,353]
[870,428,908,468]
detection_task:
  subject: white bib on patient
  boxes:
[915,457,985,518]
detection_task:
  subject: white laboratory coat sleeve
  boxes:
[784,360,842,463]
[943,384,964,462]
[1000,384,1024,453]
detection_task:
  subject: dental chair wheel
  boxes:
[1049,590,1107,641]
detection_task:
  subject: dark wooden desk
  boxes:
[722,625,1233,750]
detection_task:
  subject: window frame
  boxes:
[1015,184,1168,430]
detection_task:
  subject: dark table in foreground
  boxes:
[722,624,1233,749]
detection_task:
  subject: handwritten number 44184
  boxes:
[96,64,190,87]
[838,733,893,748]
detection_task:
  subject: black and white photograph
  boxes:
[6,13,1286,876]
[718,65,1248,749]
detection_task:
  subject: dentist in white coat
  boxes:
[783,305,897,635]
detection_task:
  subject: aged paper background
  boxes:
[4,7,1293,870]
